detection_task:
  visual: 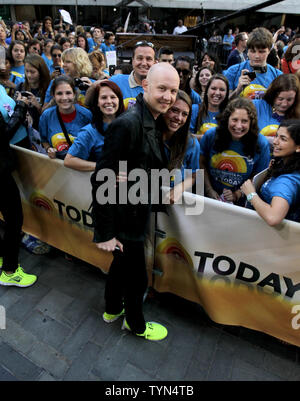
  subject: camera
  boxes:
[20,91,31,98]
[243,71,256,80]
[74,78,89,91]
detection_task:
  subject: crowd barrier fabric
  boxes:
[11,146,113,272]
[153,189,300,346]
[10,147,300,346]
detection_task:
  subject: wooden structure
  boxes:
[115,32,198,60]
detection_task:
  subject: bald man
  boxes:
[91,63,179,341]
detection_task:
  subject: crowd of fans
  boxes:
[1,14,300,288]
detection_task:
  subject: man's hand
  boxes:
[95,238,123,252]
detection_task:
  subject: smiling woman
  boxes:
[241,120,300,226]
[39,75,92,159]
[190,74,229,139]
[64,80,124,171]
[200,97,270,204]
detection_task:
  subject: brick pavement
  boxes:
[0,247,299,381]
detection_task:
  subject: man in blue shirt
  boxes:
[108,41,156,109]
[224,27,282,100]
[100,32,116,55]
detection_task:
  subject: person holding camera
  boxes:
[15,54,50,130]
[39,75,92,159]
[224,27,282,100]
[43,47,94,109]
[64,80,124,171]
[0,85,37,287]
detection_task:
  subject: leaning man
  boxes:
[91,63,180,341]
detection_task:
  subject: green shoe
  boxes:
[0,266,37,288]
[103,308,125,323]
[122,319,168,341]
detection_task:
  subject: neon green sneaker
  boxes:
[103,308,125,323]
[122,319,168,341]
[0,266,37,288]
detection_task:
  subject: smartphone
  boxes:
[54,66,61,74]
[243,71,256,80]
[109,65,116,76]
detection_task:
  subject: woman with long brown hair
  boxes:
[64,80,124,171]
[252,74,300,143]
[200,97,270,204]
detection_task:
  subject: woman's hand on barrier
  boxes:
[206,187,220,200]
[47,147,57,159]
[240,179,255,197]
[222,188,234,202]
[95,238,123,252]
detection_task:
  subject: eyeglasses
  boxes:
[52,53,62,58]
[134,41,154,48]
[176,68,191,76]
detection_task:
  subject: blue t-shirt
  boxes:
[190,89,201,105]
[200,127,270,193]
[0,84,27,144]
[41,53,53,69]
[110,74,143,110]
[67,123,107,161]
[9,71,24,87]
[100,43,116,54]
[189,104,218,135]
[39,104,92,150]
[223,34,234,50]
[87,38,102,53]
[252,99,281,137]
[223,61,282,99]
[259,172,300,222]
[10,65,25,80]
[164,135,200,180]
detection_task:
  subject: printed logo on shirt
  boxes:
[211,150,252,188]
[51,132,75,151]
[197,122,217,136]
[260,124,279,137]
[123,97,137,110]
[241,84,266,100]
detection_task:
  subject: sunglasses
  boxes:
[134,41,154,48]
[52,53,62,58]
[176,68,191,76]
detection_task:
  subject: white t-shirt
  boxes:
[173,25,187,35]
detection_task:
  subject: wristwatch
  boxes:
[247,192,257,202]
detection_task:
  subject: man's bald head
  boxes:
[142,62,180,119]
[146,62,179,84]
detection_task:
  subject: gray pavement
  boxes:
[0,245,299,382]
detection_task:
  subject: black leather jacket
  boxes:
[0,101,28,175]
[91,93,167,243]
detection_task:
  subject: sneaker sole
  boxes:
[0,278,37,288]
[103,309,125,323]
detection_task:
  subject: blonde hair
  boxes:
[62,47,92,77]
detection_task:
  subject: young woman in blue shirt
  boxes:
[241,120,300,225]
[64,80,124,171]
[200,97,270,204]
